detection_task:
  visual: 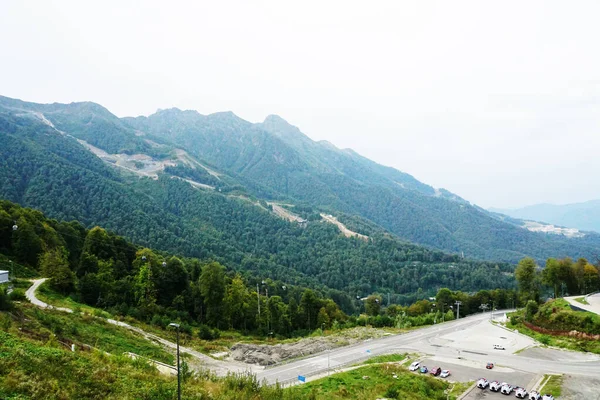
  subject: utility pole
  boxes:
[454,301,462,320]
[169,323,181,400]
[257,283,260,323]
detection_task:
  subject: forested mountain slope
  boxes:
[0,99,515,303]
[1,95,599,268]
[125,104,600,263]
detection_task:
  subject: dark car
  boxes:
[430,367,441,376]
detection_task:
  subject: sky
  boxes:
[2,0,600,209]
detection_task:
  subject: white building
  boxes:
[0,270,8,284]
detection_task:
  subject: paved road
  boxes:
[25,279,255,376]
[257,312,600,385]
[565,293,600,315]
[27,279,600,389]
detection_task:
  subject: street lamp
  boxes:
[169,323,181,400]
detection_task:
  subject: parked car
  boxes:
[500,383,513,394]
[430,367,441,376]
[515,387,528,398]
[408,361,420,371]
[489,381,502,391]
[476,378,489,389]
[486,362,494,369]
[541,395,554,400]
[440,369,450,378]
[493,344,506,350]
[528,391,541,400]
[419,366,428,373]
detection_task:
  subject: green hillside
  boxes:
[0,96,519,303]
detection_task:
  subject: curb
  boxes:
[457,382,477,400]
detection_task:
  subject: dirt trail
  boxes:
[269,203,306,223]
[25,279,255,376]
[320,214,368,241]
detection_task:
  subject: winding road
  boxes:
[25,279,600,388]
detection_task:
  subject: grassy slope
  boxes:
[4,302,173,364]
[507,299,600,354]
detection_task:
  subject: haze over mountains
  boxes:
[1,94,600,279]
[491,200,600,234]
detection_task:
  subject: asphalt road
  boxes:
[257,311,600,385]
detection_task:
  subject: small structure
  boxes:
[0,270,8,284]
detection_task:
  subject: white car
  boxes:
[529,391,541,400]
[476,378,489,389]
[500,383,513,394]
[440,369,450,378]
[542,395,554,400]
[489,381,502,392]
[493,344,506,350]
[515,387,528,398]
[408,361,420,371]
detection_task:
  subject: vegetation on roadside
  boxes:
[574,296,589,305]
[286,364,463,400]
[539,374,563,397]
[0,328,307,400]
[507,299,600,354]
[2,302,173,364]
[363,353,406,364]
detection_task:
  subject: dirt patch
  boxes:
[230,327,391,366]
[320,214,368,240]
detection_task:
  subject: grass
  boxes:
[539,374,562,397]
[3,302,174,364]
[448,381,473,398]
[286,364,463,400]
[575,297,590,305]
[363,353,406,364]
[0,329,300,400]
[36,281,111,317]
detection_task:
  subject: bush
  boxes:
[198,324,219,340]
[0,288,11,311]
[525,300,539,321]
[8,288,26,302]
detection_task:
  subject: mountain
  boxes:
[1,94,600,275]
[0,95,517,304]
[491,200,600,234]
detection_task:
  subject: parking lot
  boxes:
[414,357,538,399]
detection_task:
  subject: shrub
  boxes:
[8,289,26,302]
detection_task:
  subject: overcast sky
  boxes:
[2,1,599,209]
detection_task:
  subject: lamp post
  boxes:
[169,323,181,400]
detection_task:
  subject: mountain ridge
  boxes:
[2,94,600,266]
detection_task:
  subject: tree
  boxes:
[39,247,75,294]
[199,262,226,328]
[515,257,538,302]
[300,289,321,330]
[156,257,188,306]
[543,258,561,298]
[316,307,330,329]
[525,300,539,321]
[365,295,382,316]
[583,263,600,293]
[224,274,250,330]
